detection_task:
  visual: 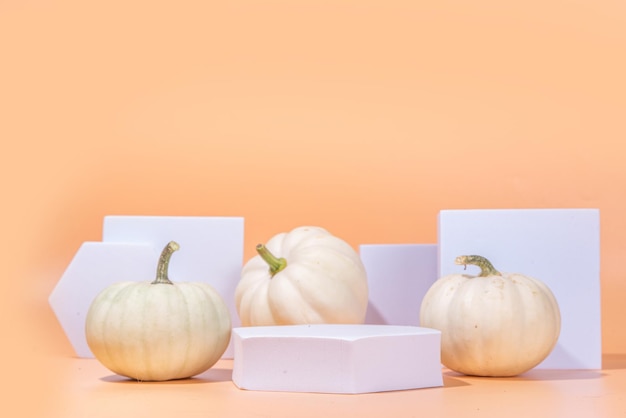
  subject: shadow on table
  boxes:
[510,369,605,381]
[100,365,233,384]
[510,353,626,379]
[441,372,471,388]
[442,368,605,382]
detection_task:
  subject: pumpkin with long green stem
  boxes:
[85,241,231,381]
[420,255,561,377]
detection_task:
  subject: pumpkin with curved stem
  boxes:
[420,255,561,377]
[235,226,369,326]
[85,241,231,381]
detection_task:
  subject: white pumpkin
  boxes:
[235,226,369,326]
[85,241,231,381]
[420,255,561,377]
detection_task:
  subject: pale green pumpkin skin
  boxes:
[86,280,231,381]
[420,258,561,377]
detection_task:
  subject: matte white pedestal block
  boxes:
[102,215,244,358]
[360,244,438,326]
[438,208,601,369]
[232,324,443,394]
[48,242,158,358]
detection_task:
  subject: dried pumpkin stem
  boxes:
[256,244,287,277]
[152,241,180,285]
[454,255,501,277]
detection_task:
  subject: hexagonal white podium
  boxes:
[48,242,157,358]
[232,324,443,394]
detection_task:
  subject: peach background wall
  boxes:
[1,0,625,413]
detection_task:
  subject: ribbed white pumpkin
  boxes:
[235,226,369,326]
[420,255,561,377]
[85,241,231,381]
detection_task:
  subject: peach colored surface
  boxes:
[2,1,625,416]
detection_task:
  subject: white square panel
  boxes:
[360,244,438,326]
[438,208,601,369]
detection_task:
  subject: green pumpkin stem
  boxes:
[152,241,180,285]
[256,244,287,277]
[454,255,501,277]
